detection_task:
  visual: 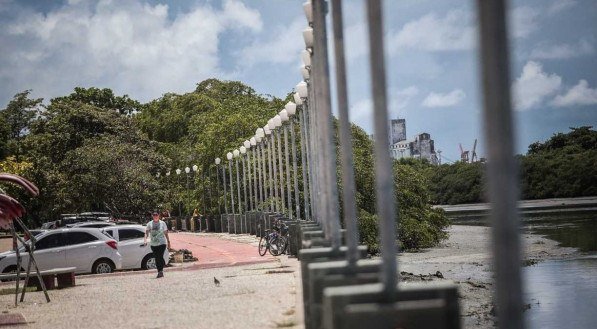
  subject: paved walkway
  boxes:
[0,233,304,329]
[169,232,275,269]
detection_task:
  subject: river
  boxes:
[523,215,596,329]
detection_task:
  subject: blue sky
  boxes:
[0,0,595,161]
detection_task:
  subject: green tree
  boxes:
[20,89,167,225]
[0,90,43,159]
[52,87,142,115]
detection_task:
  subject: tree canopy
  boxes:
[2,79,450,250]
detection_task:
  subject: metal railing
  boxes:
[213,0,523,328]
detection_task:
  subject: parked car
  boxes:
[101,225,169,270]
[24,229,47,241]
[67,221,115,229]
[0,228,122,275]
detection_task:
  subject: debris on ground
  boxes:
[169,248,198,263]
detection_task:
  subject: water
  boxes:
[523,215,597,329]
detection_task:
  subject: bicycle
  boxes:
[258,221,289,256]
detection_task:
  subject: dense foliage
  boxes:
[1,80,449,250]
[344,125,449,251]
[426,126,596,204]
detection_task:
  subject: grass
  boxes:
[0,286,37,296]
[275,319,297,328]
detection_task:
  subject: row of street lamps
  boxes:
[214,94,310,220]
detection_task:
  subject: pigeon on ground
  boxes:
[214,277,221,287]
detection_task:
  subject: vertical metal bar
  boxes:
[477,1,524,328]
[284,125,293,219]
[235,157,242,215]
[228,160,235,215]
[222,165,229,214]
[306,87,317,223]
[299,106,311,220]
[257,143,264,209]
[277,129,286,214]
[262,142,268,212]
[312,0,341,248]
[208,167,213,216]
[290,119,301,219]
[267,135,276,212]
[331,0,359,265]
[242,155,248,213]
[366,0,398,299]
[248,151,253,211]
[216,165,222,214]
[253,148,258,209]
[270,134,279,212]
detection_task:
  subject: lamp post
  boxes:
[185,167,191,216]
[240,145,248,214]
[273,115,286,215]
[280,109,293,219]
[227,152,235,215]
[192,164,201,216]
[215,158,224,215]
[267,119,278,212]
[243,140,252,211]
[256,128,266,210]
[264,125,274,212]
[250,137,258,211]
[233,149,242,215]
[286,101,301,219]
[296,83,311,220]
[176,168,182,216]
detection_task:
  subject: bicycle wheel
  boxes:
[279,236,289,254]
[268,236,282,256]
[258,236,268,256]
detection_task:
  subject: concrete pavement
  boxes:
[0,233,304,329]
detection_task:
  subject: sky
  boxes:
[0,0,596,161]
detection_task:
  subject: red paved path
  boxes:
[169,233,275,270]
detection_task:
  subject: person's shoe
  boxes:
[157,271,164,278]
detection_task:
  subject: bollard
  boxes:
[322,282,459,329]
[298,246,369,328]
[307,259,383,329]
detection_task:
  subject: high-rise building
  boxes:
[389,118,406,145]
[410,133,438,164]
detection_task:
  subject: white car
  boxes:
[0,228,122,275]
[102,225,169,270]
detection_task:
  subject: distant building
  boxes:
[409,133,438,164]
[390,139,411,159]
[389,119,406,145]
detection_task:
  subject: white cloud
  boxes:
[530,39,594,60]
[511,6,540,39]
[513,61,562,110]
[350,98,373,132]
[387,10,475,53]
[221,0,262,32]
[239,17,304,66]
[422,89,465,108]
[547,0,577,15]
[393,86,419,110]
[552,80,597,107]
[0,0,262,103]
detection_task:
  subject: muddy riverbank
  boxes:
[397,225,579,328]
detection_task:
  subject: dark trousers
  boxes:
[151,244,167,272]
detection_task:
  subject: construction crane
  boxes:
[459,143,469,163]
[470,139,478,163]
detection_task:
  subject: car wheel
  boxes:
[141,254,157,270]
[92,259,115,274]
[1,265,25,282]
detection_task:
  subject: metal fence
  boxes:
[213,1,523,328]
